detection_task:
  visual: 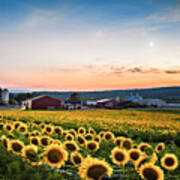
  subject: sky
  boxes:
[0,0,180,91]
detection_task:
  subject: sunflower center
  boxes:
[116,140,121,146]
[67,136,72,140]
[123,141,131,149]
[115,152,124,162]
[88,143,96,151]
[32,138,38,145]
[20,127,25,132]
[66,143,76,151]
[85,135,93,140]
[79,129,84,134]
[47,149,63,163]
[41,138,48,146]
[165,158,174,166]
[7,126,11,131]
[12,143,22,152]
[157,146,162,151]
[143,168,158,180]
[46,127,51,132]
[73,156,82,164]
[26,150,37,162]
[0,124,3,129]
[78,137,85,144]
[130,152,139,160]
[87,165,107,180]
[105,134,111,140]
[55,128,60,134]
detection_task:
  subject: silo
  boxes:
[2,89,9,105]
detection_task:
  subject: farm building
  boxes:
[64,100,82,110]
[96,98,118,108]
[23,95,61,110]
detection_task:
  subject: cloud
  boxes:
[165,70,180,74]
[19,9,60,29]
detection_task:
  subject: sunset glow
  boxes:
[0,0,180,91]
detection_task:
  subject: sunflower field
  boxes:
[0,109,180,180]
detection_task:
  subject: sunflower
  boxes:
[122,138,133,150]
[161,154,179,171]
[33,130,41,136]
[22,145,41,166]
[40,136,50,146]
[86,141,99,152]
[54,126,63,135]
[128,149,141,163]
[1,135,9,149]
[44,125,53,135]
[85,133,94,141]
[68,129,77,137]
[88,127,96,135]
[14,121,21,130]
[78,127,86,135]
[79,156,113,180]
[76,135,86,147]
[39,123,46,130]
[138,143,151,153]
[104,132,114,141]
[114,136,125,147]
[65,133,74,141]
[111,147,129,166]
[8,140,24,155]
[44,144,68,168]
[70,152,83,167]
[4,124,13,133]
[99,131,105,139]
[155,143,165,153]
[18,124,27,134]
[30,136,39,146]
[139,163,164,180]
[63,141,79,152]
[94,136,101,143]
[135,156,151,171]
[62,131,68,137]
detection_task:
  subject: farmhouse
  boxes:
[96,98,118,108]
[23,95,61,110]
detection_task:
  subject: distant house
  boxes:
[23,95,61,110]
[64,100,82,110]
[86,100,97,106]
[125,93,143,103]
[124,94,166,108]
[96,98,118,108]
[140,99,167,108]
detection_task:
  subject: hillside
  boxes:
[27,86,180,103]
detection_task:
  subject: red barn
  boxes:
[23,95,61,110]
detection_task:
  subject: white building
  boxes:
[125,93,166,107]
[125,93,143,103]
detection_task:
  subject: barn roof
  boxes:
[96,98,112,103]
[23,95,61,103]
